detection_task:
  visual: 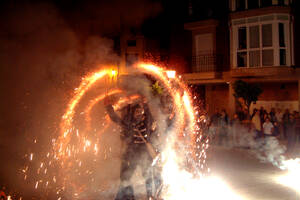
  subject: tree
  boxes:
[233,80,263,112]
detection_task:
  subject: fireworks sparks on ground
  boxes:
[275,158,300,195]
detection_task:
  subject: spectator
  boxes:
[251,108,262,138]
[286,114,296,153]
[272,121,280,137]
[231,113,240,146]
[294,112,300,144]
[263,112,269,123]
[221,109,229,124]
[210,109,220,125]
[269,108,277,123]
[275,108,283,123]
[236,107,245,121]
[259,106,267,124]
[282,109,291,139]
[218,109,228,146]
[209,109,220,143]
[263,117,274,137]
[275,108,284,139]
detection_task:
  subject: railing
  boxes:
[192,54,224,72]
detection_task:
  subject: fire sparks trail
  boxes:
[59,70,108,156]
[18,62,300,200]
[22,63,211,199]
[84,89,122,131]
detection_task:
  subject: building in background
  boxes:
[183,0,300,116]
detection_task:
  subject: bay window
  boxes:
[233,14,292,68]
[232,0,290,11]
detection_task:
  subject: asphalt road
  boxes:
[207,145,300,200]
[102,144,300,200]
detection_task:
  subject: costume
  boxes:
[106,102,154,200]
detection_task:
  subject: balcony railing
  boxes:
[192,54,224,72]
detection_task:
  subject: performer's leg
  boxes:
[153,166,163,198]
[115,153,138,200]
[141,152,154,199]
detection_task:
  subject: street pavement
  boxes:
[207,145,300,200]
[104,144,300,200]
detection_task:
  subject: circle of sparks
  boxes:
[22,63,208,199]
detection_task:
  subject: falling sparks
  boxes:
[29,153,33,161]
[21,63,210,199]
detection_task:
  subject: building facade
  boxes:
[183,0,300,116]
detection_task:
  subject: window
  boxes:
[234,0,285,11]
[233,14,291,68]
[238,27,247,49]
[279,23,287,65]
[249,50,260,67]
[262,24,272,47]
[236,23,274,67]
[262,50,274,66]
[278,0,285,6]
[127,40,136,47]
[236,0,246,11]
[237,52,247,67]
[237,27,247,67]
[249,26,260,67]
[261,0,272,7]
[250,26,259,48]
[280,49,286,65]
[248,0,259,9]
[279,23,285,47]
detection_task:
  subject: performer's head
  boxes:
[133,103,145,122]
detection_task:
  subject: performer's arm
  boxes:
[104,96,126,127]
[143,103,154,137]
[105,105,123,125]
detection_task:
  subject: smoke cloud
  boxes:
[0,1,162,199]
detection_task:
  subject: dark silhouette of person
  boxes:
[105,97,155,200]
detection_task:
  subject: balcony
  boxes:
[183,54,224,82]
[192,54,224,72]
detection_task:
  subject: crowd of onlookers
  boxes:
[206,107,300,153]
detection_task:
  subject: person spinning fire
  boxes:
[104,95,157,200]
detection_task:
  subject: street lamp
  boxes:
[111,70,117,77]
[166,70,176,79]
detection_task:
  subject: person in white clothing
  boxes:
[263,118,274,136]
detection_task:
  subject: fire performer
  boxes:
[104,96,156,200]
